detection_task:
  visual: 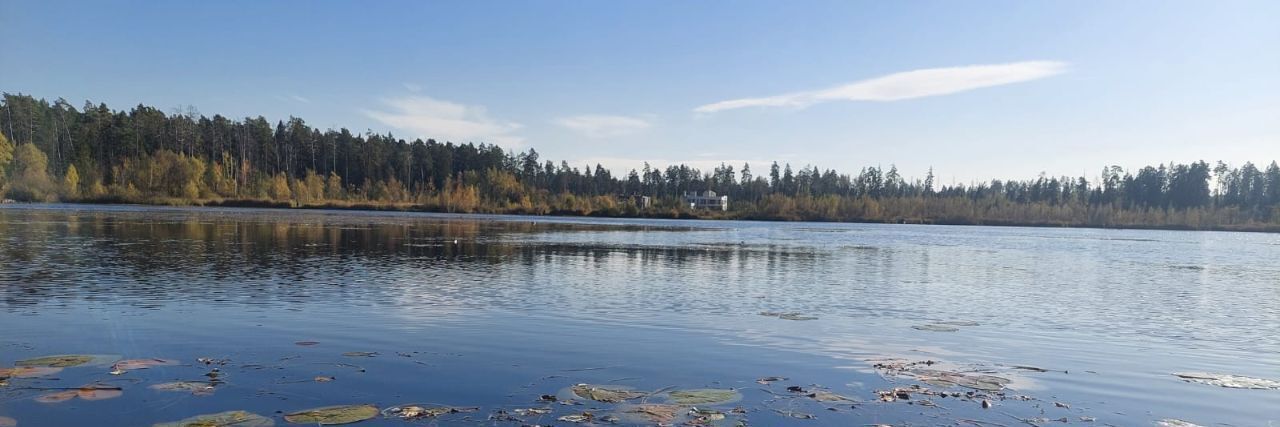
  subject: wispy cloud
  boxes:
[364,95,523,146]
[694,61,1068,113]
[290,95,311,103]
[556,114,652,138]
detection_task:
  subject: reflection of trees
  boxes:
[0,209,825,311]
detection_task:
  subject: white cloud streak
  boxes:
[556,114,652,138]
[694,61,1068,113]
[364,95,524,146]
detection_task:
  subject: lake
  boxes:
[1,204,1277,426]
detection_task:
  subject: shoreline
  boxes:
[7,199,1279,234]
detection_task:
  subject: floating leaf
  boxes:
[15,355,95,368]
[571,384,646,402]
[667,389,742,405]
[150,381,216,396]
[807,390,856,402]
[557,413,593,423]
[284,404,378,425]
[1173,372,1280,389]
[314,376,335,383]
[0,366,62,378]
[1156,420,1204,427]
[755,376,787,385]
[689,408,725,422]
[0,416,13,427]
[34,390,79,403]
[617,404,680,424]
[911,324,959,332]
[153,410,274,427]
[382,405,478,419]
[77,386,123,401]
[112,358,178,372]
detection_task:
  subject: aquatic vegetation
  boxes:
[0,366,62,379]
[149,381,216,396]
[15,355,96,368]
[283,405,378,425]
[0,416,15,427]
[666,389,742,405]
[1173,372,1280,389]
[111,358,178,374]
[381,405,478,419]
[35,385,123,403]
[570,384,646,402]
[153,410,274,427]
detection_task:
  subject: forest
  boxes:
[2,93,1279,231]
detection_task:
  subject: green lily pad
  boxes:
[150,381,216,396]
[153,410,274,427]
[15,355,95,368]
[667,389,742,405]
[1173,372,1280,389]
[570,384,646,402]
[284,405,378,425]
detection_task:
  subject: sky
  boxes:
[2,0,1278,184]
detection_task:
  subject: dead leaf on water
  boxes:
[615,404,680,424]
[1172,372,1280,389]
[284,405,378,425]
[557,412,594,423]
[570,384,646,402]
[0,366,62,378]
[153,410,274,427]
[1156,420,1204,427]
[666,389,742,405]
[911,324,960,332]
[314,376,335,383]
[111,358,179,373]
[755,376,787,385]
[35,390,79,403]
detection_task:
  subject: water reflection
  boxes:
[1,204,1278,426]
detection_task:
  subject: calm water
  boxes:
[1,204,1277,426]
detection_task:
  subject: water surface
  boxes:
[1,204,1277,426]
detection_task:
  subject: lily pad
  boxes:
[112,358,179,372]
[0,416,13,427]
[153,410,275,427]
[150,381,216,396]
[755,376,787,385]
[284,405,378,425]
[381,405,478,419]
[616,404,680,424]
[15,355,95,368]
[1173,372,1280,389]
[807,390,856,402]
[1156,420,1204,427]
[557,413,594,423]
[0,366,63,378]
[78,385,124,401]
[667,389,742,405]
[911,324,960,332]
[35,390,79,403]
[570,384,646,402]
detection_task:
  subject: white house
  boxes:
[683,190,728,211]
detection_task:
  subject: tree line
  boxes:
[2,93,1278,231]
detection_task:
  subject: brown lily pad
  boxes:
[0,416,14,427]
[284,404,378,425]
[153,410,275,427]
[618,404,680,424]
[35,390,79,403]
[0,366,63,378]
[77,386,124,401]
[112,358,179,372]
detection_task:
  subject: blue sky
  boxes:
[2,0,1277,183]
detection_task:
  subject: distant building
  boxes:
[628,195,651,209]
[683,190,728,211]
